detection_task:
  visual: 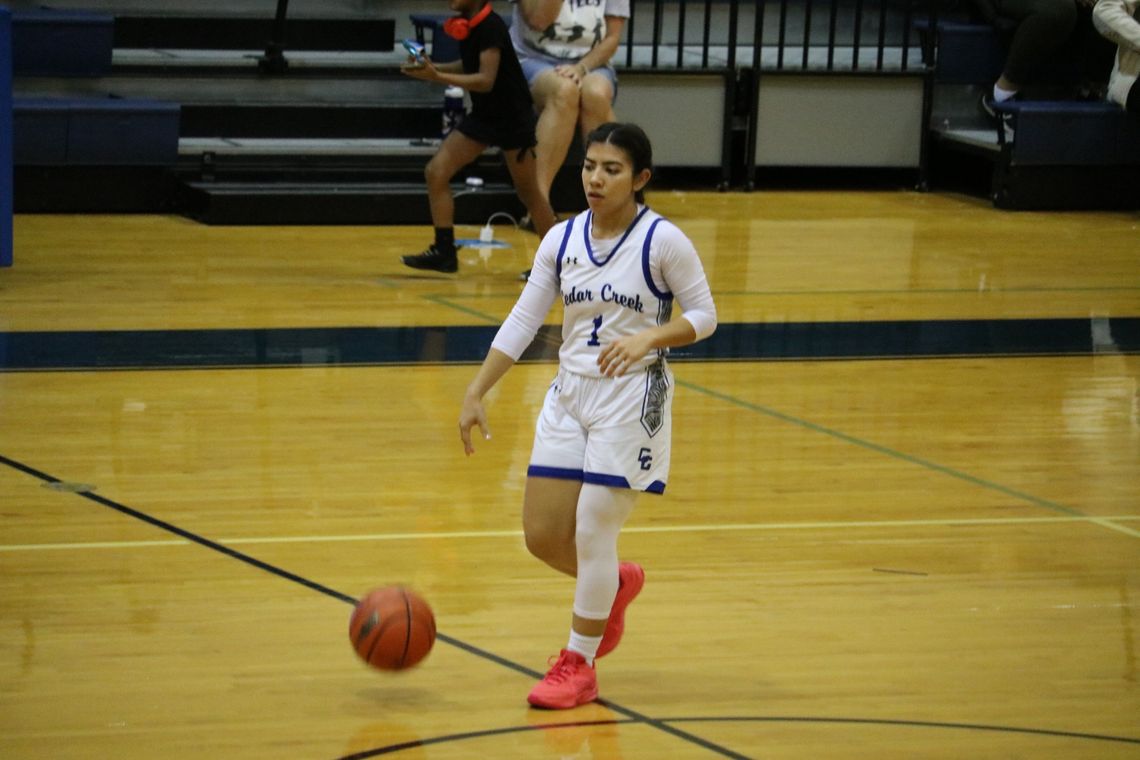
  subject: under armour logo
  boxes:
[564,256,579,267]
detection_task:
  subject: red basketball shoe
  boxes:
[526,649,598,710]
[596,562,645,659]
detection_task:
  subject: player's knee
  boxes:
[525,515,573,561]
[574,522,612,563]
[524,528,560,563]
[524,529,545,560]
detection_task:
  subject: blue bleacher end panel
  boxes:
[11,9,114,77]
[2,7,13,267]
[934,20,1139,184]
[931,23,1006,85]
[995,101,1140,166]
[14,98,181,166]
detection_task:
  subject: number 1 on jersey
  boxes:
[587,314,603,347]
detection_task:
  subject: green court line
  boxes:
[676,378,1093,519]
[423,295,505,323]
[371,276,403,289]
[423,292,1131,532]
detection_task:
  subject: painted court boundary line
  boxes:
[3,515,1139,553]
[0,452,749,760]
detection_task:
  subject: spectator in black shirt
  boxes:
[402,0,557,274]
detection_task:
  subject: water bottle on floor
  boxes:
[442,86,465,139]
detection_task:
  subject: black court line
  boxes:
[335,716,1140,758]
[0,452,748,760]
[1,317,1137,371]
[0,453,357,607]
[673,716,1140,744]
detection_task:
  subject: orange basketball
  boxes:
[349,586,436,671]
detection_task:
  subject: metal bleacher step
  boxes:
[174,137,520,225]
[932,128,1001,155]
[178,137,458,158]
[111,48,406,74]
[175,137,509,184]
[180,179,525,226]
[109,14,394,53]
[15,70,443,139]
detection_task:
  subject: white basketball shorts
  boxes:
[528,360,673,494]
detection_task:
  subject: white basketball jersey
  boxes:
[553,206,677,377]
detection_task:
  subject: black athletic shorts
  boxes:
[456,112,538,152]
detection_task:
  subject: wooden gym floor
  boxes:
[0,190,1137,759]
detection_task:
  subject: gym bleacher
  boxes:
[927,17,1138,209]
[4,0,1137,233]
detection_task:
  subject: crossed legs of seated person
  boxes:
[979,0,1079,118]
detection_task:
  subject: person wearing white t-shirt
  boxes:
[459,122,717,710]
[1093,0,1140,119]
[511,0,630,207]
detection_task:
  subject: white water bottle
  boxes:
[442,86,465,138]
[478,221,494,262]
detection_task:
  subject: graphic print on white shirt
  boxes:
[515,0,630,60]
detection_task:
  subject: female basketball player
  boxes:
[458,122,717,709]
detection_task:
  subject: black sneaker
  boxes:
[402,244,457,273]
[519,269,531,282]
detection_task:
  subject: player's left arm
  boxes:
[596,225,717,377]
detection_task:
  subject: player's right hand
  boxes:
[459,398,491,456]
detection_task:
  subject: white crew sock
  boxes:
[993,84,1018,102]
[567,630,602,665]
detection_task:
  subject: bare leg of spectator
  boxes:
[530,70,581,201]
[504,146,557,239]
[578,73,617,139]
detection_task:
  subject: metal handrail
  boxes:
[258,0,290,73]
[622,0,936,73]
